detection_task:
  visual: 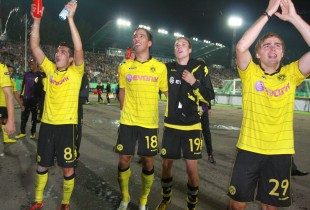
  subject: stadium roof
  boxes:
[85,20,226,60]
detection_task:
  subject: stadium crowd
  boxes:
[0,41,238,88]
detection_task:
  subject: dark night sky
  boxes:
[47,0,309,49]
[3,0,310,54]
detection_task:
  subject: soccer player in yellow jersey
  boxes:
[228,0,310,209]
[115,28,168,210]
[0,63,16,136]
[156,37,215,210]
[29,1,84,210]
[0,65,24,143]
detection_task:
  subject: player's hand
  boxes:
[275,0,297,22]
[182,70,196,85]
[4,120,16,135]
[265,0,281,16]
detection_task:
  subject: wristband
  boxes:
[263,11,271,20]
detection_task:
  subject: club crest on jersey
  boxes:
[277,74,286,81]
[169,76,175,84]
[150,66,156,72]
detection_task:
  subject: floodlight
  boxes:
[117,18,131,27]
[228,17,242,28]
[139,25,151,30]
[203,40,211,44]
[173,32,184,38]
[158,29,168,35]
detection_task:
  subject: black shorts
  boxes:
[228,149,292,207]
[0,106,8,119]
[116,124,158,156]
[160,127,202,160]
[37,123,78,168]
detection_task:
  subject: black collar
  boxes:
[134,56,152,63]
[260,64,282,76]
[57,68,68,73]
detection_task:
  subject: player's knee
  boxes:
[229,199,246,210]
[37,165,48,173]
[119,155,132,168]
[162,159,173,170]
[63,167,74,177]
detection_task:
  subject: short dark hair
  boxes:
[134,27,153,42]
[58,42,74,57]
[255,32,286,54]
[28,58,35,63]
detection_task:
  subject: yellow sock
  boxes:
[34,171,48,203]
[140,170,154,205]
[118,167,131,202]
[62,175,75,204]
[2,125,9,141]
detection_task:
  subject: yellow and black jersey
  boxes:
[0,63,12,106]
[40,57,84,125]
[0,78,17,106]
[118,57,168,129]
[164,59,215,130]
[237,59,308,155]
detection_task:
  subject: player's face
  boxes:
[256,36,284,67]
[55,46,73,69]
[133,29,152,54]
[174,38,192,60]
[28,59,39,72]
[8,67,14,77]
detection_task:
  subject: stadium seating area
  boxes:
[1,41,239,88]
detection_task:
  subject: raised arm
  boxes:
[236,0,282,70]
[66,1,84,66]
[275,0,310,75]
[29,4,46,65]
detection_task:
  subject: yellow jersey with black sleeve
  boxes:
[40,57,84,125]
[0,64,12,107]
[237,59,308,155]
[118,57,168,129]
